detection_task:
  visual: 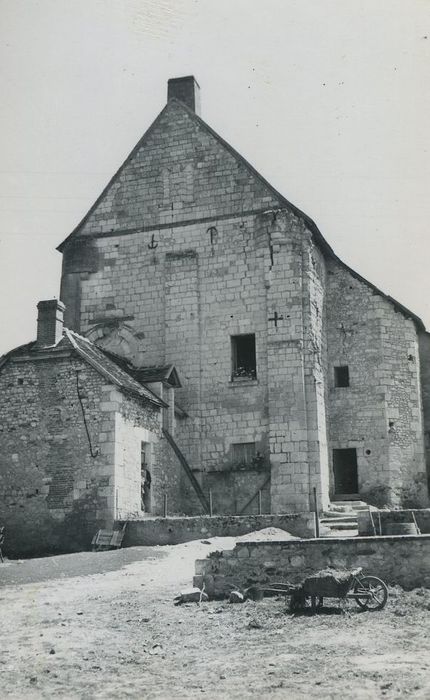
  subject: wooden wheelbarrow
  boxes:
[247,568,389,612]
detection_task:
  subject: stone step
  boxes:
[331,500,368,509]
[322,520,358,531]
[320,501,367,538]
[321,516,358,526]
[322,510,356,519]
[327,501,372,514]
[332,498,366,504]
[325,528,359,538]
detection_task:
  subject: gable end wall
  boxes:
[326,259,428,507]
[0,355,163,555]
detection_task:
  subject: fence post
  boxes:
[209,489,213,517]
[258,489,262,515]
[313,487,320,538]
[163,494,168,518]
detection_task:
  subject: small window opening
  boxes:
[17,378,24,386]
[231,334,256,380]
[334,365,349,387]
[232,442,256,467]
[141,443,148,468]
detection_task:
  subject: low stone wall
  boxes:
[358,509,430,536]
[122,513,316,547]
[194,535,430,597]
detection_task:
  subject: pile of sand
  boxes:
[235,527,298,542]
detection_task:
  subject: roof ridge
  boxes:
[66,328,90,343]
[56,98,426,332]
[57,101,172,252]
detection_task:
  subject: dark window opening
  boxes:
[333,448,358,495]
[231,334,256,380]
[141,442,148,468]
[17,378,24,386]
[334,365,350,387]
[232,442,256,467]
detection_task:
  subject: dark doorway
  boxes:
[333,448,358,496]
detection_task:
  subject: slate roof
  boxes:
[56,96,426,331]
[0,331,166,409]
[133,365,181,388]
[93,351,182,389]
[65,330,166,407]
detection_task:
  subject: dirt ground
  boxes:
[1,538,430,700]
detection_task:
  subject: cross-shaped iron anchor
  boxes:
[268,311,284,328]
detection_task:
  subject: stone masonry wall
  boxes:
[70,100,280,237]
[64,213,279,516]
[261,210,329,513]
[326,260,428,507]
[0,352,167,555]
[114,393,183,518]
[59,96,429,515]
[382,299,426,506]
[418,332,430,492]
[302,240,330,510]
[194,535,430,597]
[123,512,316,547]
[59,98,284,515]
[198,469,271,516]
[0,356,114,555]
[66,205,332,516]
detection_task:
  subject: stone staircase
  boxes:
[320,500,371,537]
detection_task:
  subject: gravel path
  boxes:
[1,539,429,699]
[0,546,167,587]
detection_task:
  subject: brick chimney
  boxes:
[36,299,65,347]
[167,76,201,115]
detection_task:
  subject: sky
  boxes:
[1,0,429,355]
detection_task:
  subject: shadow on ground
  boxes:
[0,546,167,587]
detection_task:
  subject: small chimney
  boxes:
[36,299,65,347]
[167,76,201,115]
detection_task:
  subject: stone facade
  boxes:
[194,535,430,597]
[0,328,169,555]
[40,77,430,515]
[418,332,430,491]
[123,513,316,547]
[326,261,428,507]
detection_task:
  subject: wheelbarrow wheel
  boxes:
[353,575,388,611]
